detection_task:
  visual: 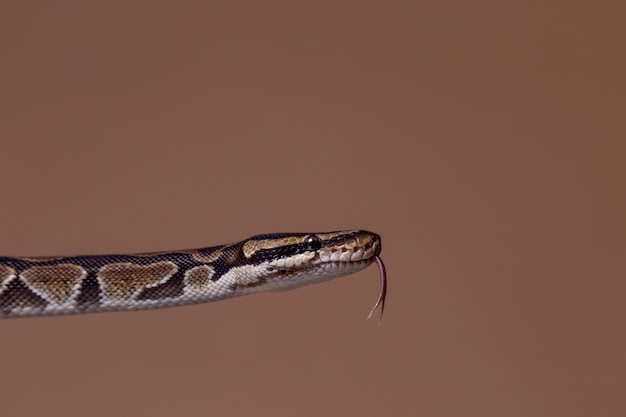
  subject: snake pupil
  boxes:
[304,236,322,251]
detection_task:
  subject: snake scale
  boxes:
[0,230,386,319]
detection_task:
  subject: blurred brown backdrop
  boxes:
[0,2,624,416]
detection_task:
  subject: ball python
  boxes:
[0,230,386,319]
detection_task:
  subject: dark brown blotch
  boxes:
[75,274,102,309]
[184,265,215,291]
[190,248,222,263]
[211,243,245,281]
[98,261,178,301]
[136,270,185,301]
[0,276,47,313]
[20,264,86,305]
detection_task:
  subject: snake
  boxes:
[0,230,386,319]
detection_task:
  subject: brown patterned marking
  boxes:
[189,248,222,263]
[343,237,358,249]
[184,265,216,292]
[0,265,16,296]
[316,231,356,241]
[98,261,178,301]
[20,264,86,305]
[75,274,101,309]
[0,265,15,283]
[136,272,184,300]
[0,278,47,312]
[131,248,223,263]
[243,237,306,258]
[355,232,375,248]
[219,243,245,267]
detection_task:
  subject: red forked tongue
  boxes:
[367,255,387,323]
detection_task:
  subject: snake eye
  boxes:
[304,235,322,251]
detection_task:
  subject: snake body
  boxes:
[0,230,385,319]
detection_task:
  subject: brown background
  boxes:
[1,2,624,416]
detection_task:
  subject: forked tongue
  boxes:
[367,255,387,323]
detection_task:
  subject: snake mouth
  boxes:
[316,230,381,264]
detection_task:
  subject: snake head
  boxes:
[241,230,386,319]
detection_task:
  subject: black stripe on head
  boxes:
[249,242,308,264]
[246,232,358,264]
[324,235,350,246]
